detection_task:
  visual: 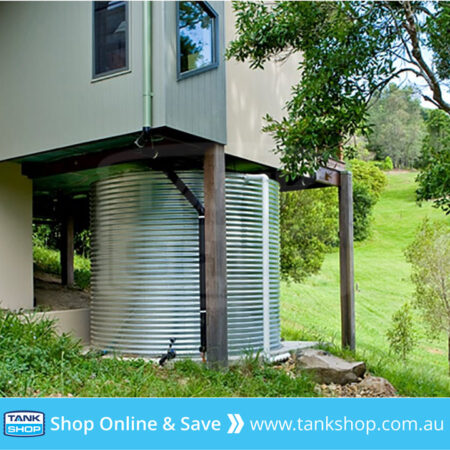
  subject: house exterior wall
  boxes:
[0,1,144,161]
[0,1,295,168]
[224,2,301,169]
[0,162,33,310]
[151,1,227,144]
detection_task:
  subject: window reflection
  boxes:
[179,1,216,74]
[94,1,128,78]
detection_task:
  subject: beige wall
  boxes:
[35,308,91,345]
[0,2,143,161]
[0,162,33,310]
[224,2,301,169]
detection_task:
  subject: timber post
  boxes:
[339,171,355,350]
[60,195,75,287]
[203,144,228,368]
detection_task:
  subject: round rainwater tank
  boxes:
[90,170,280,356]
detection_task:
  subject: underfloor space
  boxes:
[34,271,90,311]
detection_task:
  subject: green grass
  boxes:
[0,310,317,397]
[281,171,450,397]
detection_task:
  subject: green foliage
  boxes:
[33,246,91,290]
[227,2,449,178]
[386,303,418,361]
[367,84,425,168]
[74,230,91,258]
[32,224,60,250]
[374,156,394,172]
[353,182,376,241]
[280,189,339,282]
[405,219,450,372]
[0,311,317,397]
[280,159,386,277]
[347,159,387,240]
[347,159,388,200]
[33,224,91,257]
[416,110,450,214]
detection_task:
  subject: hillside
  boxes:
[281,171,450,397]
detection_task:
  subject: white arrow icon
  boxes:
[227,413,244,434]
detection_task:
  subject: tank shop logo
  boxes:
[3,411,45,437]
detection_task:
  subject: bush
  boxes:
[347,159,387,199]
[353,181,376,241]
[347,159,387,240]
[386,302,418,361]
[373,156,394,171]
[280,188,339,283]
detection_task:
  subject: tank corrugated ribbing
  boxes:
[90,170,280,356]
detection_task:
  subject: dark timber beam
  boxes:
[339,171,355,350]
[60,196,74,287]
[277,166,341,192]
[204,144,228,367]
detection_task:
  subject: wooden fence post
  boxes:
[60,196,74,287]
[339,171,355,350]
[204,144,228,367]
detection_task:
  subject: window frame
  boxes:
[176,1,219,80]
[92,1,130,81]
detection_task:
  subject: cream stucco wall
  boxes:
[0,162,33,310]
[224,2,301,169]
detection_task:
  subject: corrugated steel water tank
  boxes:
[90,171,280,356]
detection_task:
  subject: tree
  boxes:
[386,302,418,361]
[227,1,450,178]
[416,110,450,214]
[405,219,450,374]
[367,84,425,168]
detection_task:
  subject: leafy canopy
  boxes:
[227,1,449,178]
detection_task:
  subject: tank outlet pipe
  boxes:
[143,1,152,134]
[163,170,207,361]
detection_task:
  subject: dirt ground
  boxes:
[34,271,90,311]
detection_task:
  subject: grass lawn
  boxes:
[281,171,450,397]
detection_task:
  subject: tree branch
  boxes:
[402,1,450,113]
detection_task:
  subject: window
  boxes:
[93,1,129,79]
[178,1,218,78]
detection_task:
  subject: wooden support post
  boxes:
[204,144,228,367]
[339,171,355,350]
[60,196,74,287]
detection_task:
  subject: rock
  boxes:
[296,349,366,385]
[358,376,397,397]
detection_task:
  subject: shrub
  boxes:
[374,156,394,171]
[353,181,376,241]
[386,302,418,361]
[347,159,387,200]
[280,188,339,283]
[347,159,387,240]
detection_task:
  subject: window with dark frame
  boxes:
[178,1,217,77]
[93,1,128,78]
